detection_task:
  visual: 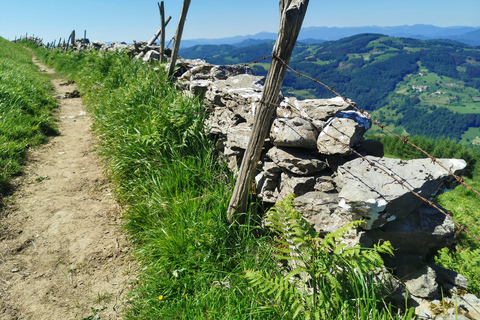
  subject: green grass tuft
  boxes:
[0,37,58,199]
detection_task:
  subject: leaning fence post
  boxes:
[227,0,310,224]
[167,0,191,78]
[148,14,171,46]
[158,1,166,63]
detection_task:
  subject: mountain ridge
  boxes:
[180,24,480,48]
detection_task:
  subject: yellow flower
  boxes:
[158,295,163,301]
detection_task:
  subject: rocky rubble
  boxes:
[44,38,174,63]
[175,59,479,318]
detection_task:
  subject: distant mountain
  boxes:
[453,29,480,46]
[180,25,480,48]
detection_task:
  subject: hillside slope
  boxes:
[180,33,480,142]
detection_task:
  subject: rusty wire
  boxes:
[270,52,480,199]
[259,96,480,242]
[190,52,480,241]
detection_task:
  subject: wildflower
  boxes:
[158,295,163,301]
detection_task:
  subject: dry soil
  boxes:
[0,57,134,319]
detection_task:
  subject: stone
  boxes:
[429,264,469,290]
[91,40,107,50]
[210,65,252,79]
[178,63,214,81]
[225,123,252,150]
[112,42,129,51]
[336,156,466,229]
[435,315,470,320]
[295,96,354,121]
[189,79,210,97]
[266,146,327,176]
[270,117,319,150]
[404,265,439,299]
[143,50,160,62]
[317,111,371,155]
[293,191,345,234]
[278,172,317,201]
[458,293,480,320]
[209,74,265,103]
[366,204,456,255]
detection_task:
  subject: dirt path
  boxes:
[0,57,134,319]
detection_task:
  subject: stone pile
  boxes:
[175,59,479,319]
[61,39,172,63]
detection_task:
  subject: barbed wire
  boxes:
[254,96,480,242]
[270,52,480,199]
[196,53,480,241]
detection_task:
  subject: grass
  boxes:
[0,37,58,200]
[32,46,416,319]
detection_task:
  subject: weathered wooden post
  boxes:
[227,0,310,223]
[167,0,191,78]
[148,15,171,46]
[158,1,166,63]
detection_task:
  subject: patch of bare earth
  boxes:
[0,57,135,319]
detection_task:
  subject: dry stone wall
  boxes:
[176,59,480,318]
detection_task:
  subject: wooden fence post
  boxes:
[158,1,166,63]
[227,0,309,223]
[147,14,172,46]
[167,0,191,78]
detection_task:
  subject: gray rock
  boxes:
[210,65,252,79]
[366,205,456,255]
[255,171,280,203]
[266,147,327,176]
[336,156,466,229]
[91,40,107,50]
[189,79,210,97]
[205,108,236,136]
[225,123,252,150]
[404,266,439,299]
[278,172,317,201]
[270,117,319,150]
[112,42,129,51]
[296,96,354,121]
[429,264,469,290]
[317,111,371,155]
[293,191,346,234]
[178,64,214,81]
[209,74,265,102]
[458,293,480,320]
[435,315,470,320]
[358,139,384,157]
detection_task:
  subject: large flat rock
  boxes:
[336,156,466,229]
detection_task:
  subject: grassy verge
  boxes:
[0,37,58,200]
[34,47,413,319]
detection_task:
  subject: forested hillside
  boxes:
[180,34,480,142]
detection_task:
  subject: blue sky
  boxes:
[1,0,479,44]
